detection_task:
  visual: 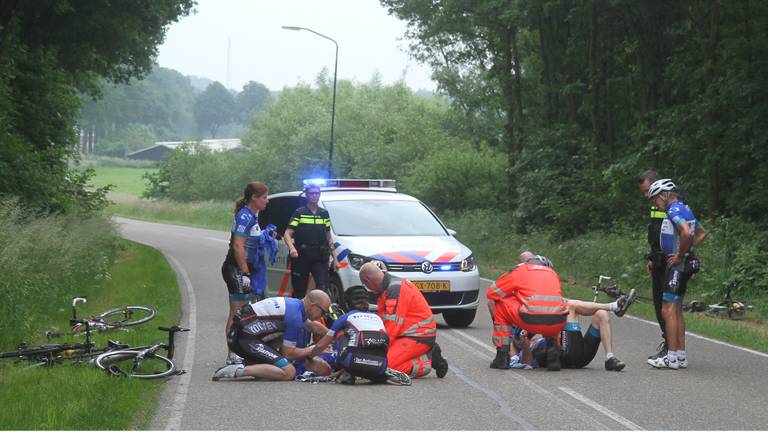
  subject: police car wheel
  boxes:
[328,276,344,305]
[442,309,476,328]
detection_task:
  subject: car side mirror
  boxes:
[447,229,457,236]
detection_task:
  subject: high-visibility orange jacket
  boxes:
[377,278,436,343]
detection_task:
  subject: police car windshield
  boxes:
[323,200,448,236]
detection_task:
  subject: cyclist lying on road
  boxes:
[509,293,637,372]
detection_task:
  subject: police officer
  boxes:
[638,170,668,360]
[284,183,339,298]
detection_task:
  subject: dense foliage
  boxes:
[0,0,195,212]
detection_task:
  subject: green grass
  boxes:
[91,167,156,196]
[108,193,231,230]
[0,240,181,430]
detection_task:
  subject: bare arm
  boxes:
[284,228,298,258]
[693,225,709,248]
[232,236,249,274]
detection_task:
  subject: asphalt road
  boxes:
[115,217,768,430]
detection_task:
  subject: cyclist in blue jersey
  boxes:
[646,179,708,369]
[307,286,411,385]
[220,181,274,364]
[212,290,333,381]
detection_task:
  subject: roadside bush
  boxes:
[0,198,119,347]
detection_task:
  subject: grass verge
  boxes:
[0,240,181,430]
[90,167,157,196]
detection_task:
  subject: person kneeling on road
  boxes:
[509,293,637,371]
[359,262,449,379]
[307,285,411,386]
[212,290,333,381]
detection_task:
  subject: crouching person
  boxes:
[308,286,411,386]
[212,290,333,381]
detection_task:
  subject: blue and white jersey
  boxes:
[225,206,263,266]
[238,297,311,348]
[327,309,388,350]
[660,201,699,255]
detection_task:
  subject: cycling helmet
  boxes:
[525,255,554,268]
[344,285,371,311]
[647,178,676,198]
[324,303,345,328]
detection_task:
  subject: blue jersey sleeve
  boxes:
[282,299,307,348]
[327,311,352,337]
[232,208,255,237]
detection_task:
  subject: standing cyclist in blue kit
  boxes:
[646,179,708,369]
[220,181,277,365]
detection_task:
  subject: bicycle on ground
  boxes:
[45,297,156,338]
[592,275,652,303]
[683,281,753,320]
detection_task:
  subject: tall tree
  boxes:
[236,80,272,124]
[194,81,236,138]
[0,0,194,212]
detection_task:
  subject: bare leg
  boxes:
[662,302,678,352]
[591,310,613,354]
[305,357,332,376]
[568,299,611,317]
[674,303,685,351]
[242,363,296,381]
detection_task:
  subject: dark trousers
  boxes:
[650,255,667,343]
[290,248,329,299]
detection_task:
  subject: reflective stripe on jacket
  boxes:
[377,278,436,343]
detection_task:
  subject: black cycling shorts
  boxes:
[560,326,601,369]
[338,347,388,382]
[221,261,252,300]
[663,266,691,300]
[227,326,289,368]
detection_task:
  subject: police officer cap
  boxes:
[344,285,371,311]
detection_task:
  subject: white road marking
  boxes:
[164,254,198,431]
[482,277,768,359]
[207,237,228,243]
[559,386,644,430]
[623,315,768,359]
[440,331,609,430]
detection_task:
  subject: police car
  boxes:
[259,179,480,328]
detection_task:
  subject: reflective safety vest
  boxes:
[377,279,436,343]
[488,263,567,326]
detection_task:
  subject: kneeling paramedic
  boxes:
[358,262,449,378]
[486,252,568,370]
[307,286,410,385]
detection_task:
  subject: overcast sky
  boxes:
[156,0,436,92]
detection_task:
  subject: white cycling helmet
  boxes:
[525,254,554,268]
[647,178,676,198]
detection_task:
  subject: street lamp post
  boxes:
[282,26,338,178]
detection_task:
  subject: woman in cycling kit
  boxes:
[221,181,271,364]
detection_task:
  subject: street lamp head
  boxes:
[281,26,303,31]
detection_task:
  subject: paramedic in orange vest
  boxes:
[359,262,449,378]
[486,252,569,370]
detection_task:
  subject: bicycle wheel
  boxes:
[95,350,176,379]
[95,305,157,327]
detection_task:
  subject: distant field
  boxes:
[92,167,156,196]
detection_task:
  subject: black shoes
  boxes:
[546,337,561,371]
[489,346,511,369]
[614,289,637,317]
[431,343,449,378]
[604,356,626,371]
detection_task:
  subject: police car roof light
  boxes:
[302,178,397,191]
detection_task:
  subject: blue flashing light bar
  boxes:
[302,178,396,191]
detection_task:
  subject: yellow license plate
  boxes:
[414,281,450,292]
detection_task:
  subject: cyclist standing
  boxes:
[220,181,272,365]
[283,183,339,298]
[646,179,708,369]
[638,170,669,361]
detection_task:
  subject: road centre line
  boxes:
[440,331,609,430]
[164,254,198,431]
[558,387,644,430]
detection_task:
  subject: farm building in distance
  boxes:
[126,139,241,161]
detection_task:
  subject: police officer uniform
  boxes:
[287,204,332,298]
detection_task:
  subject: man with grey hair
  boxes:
[359,262,449,378]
